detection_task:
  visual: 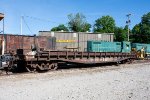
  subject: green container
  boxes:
[132,43,150,54]
[121,41,131,53]
[87,41,122,52]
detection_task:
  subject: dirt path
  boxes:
[0,63,150,100]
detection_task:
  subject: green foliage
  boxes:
[132,24,141,34]
[140,24,150,43]
[131,24,141,42]
[114,27,127,42]
[68,13,91,32]
[49,12,150,43]
[131,12,150,43]
[51,24,69,32]
[94,15,116,33]
[124,25,128,32]
[141,12,150,26]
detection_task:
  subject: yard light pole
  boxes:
[20,16,23,35]
[0,13,5,54]
[126,14,131,41]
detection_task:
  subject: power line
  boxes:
[22,17,33,34]
[24,15,61,24]
[20,15,68,35]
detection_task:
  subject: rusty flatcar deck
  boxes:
[2,50,136,72]
[25,50,136,64]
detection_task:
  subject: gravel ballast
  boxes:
[0,63,150,100]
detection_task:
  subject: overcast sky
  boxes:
[0,0,149,35]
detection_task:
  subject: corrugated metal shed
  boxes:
[78,32,114,51]
[39,31,114,51]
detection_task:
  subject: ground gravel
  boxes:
[0,62,150,100]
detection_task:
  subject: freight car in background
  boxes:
[39,31,114,51]
[0,34,56,54]
[0,34,56,72]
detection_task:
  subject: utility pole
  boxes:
[126,14,131,41]
[21,16,23,35]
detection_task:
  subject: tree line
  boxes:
[50,12,150,43]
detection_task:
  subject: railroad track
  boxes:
[0,60,150,76]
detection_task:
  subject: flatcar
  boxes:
[0,34,136,73]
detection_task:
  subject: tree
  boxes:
[131,24,141,42]
[51,24,69,32]
[140,23,150,43]
[94,15,115,33]
[68,13,91,32]
[114,26,127,42]
[132,24,141,34]
[141,12,150,26]
[131,12,150,43]
[140,12,150,43]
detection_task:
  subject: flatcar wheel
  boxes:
[51,63,58,70]
[26,65,36,72]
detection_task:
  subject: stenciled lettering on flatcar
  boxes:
[56,40,76,43]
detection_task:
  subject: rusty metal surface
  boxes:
[25,50,136,64]
[5,49,136,72]
[0,34,56,54]
[21,50,136,72]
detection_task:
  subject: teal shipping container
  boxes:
[87,41,122,52]
[132,43,150,54]
[121,41,131,53]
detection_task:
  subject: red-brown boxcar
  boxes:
[0,34,56,54]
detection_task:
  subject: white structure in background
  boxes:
[98,34,102,39]
[51,31,55,37]
[73,33,77,38]
[0,13,5,55]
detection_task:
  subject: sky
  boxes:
[0,0,150,35]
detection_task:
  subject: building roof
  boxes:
[39,31,114,35]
